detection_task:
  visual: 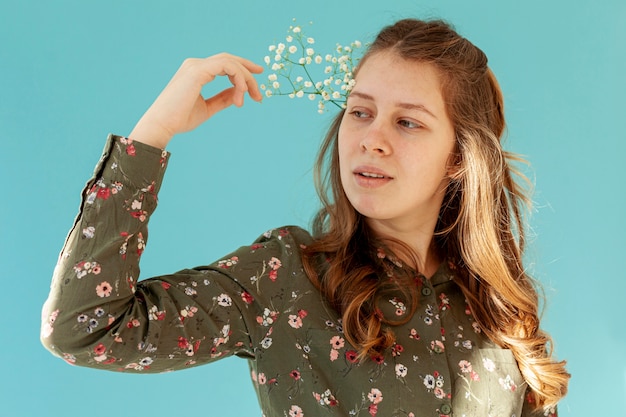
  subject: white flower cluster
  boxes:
[261,22,363,114]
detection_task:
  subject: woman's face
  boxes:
[338,51,457,238]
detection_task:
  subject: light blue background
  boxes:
[1,0,624,416]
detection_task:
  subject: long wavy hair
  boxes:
[302,18,569,410]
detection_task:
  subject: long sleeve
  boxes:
[40,135,309,373]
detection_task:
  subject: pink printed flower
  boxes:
[288,405,303,417]
[345,350,358,363]
[178,337,189,349]
[268,257,282,270]
[392,344,404,356]
[96,187,111,200]
[368,404,378,416]
[330,349,339,361]
[268,270,278,281]
[330,335,345,350]
[368,388,383,404]
[93,343,106,355]
[290,369,301,380]
[371,354,384,365]
[95,281,112,298]
[297,309,308,318]
[257,373,267,384]
[288,315,303,329]
[241,291,254,304]
[458,360,472,373]
[126,144,136,156]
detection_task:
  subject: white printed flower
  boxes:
[395,363,408,378]
[307,37,315,44]
[289,45,297,54]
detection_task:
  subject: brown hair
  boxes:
[302,18,569,410]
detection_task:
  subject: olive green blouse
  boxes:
[41,135,556,417]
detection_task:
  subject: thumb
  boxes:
[204,87,239,118]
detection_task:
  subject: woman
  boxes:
[41,18,569,416]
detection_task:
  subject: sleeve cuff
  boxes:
[92,134,171,194]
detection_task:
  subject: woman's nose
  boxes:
[360,123,391,155]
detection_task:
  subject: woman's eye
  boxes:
[398,119,421,129]
[350,110,370,119]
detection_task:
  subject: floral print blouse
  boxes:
[41,135,556,417]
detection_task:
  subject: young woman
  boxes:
[41,19,569,416]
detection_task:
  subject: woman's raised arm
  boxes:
[129,53,263,149]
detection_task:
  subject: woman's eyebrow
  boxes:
[348,91,437,119]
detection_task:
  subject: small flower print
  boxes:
[367,388,383,404]
[216,293,232,307]
[330,335,344,350]
[256,308,279,326]
[217,256,238,268]
[93,343,106,356]
[82,226,95,238]
[313,389,338,407]
[261,337,273,349]
[395,363,408,378]
[330,349,339,361]
[96,187,111,200]
[95,281,112,298]
[241,291,254,304]
[345,350,358,363]
[258,372,267,384]
[290,370,301,380]
[268,257,282,270]
[391,343,404,357]
[430,340,445,353]
[459,360,473,373]
[424,374,436,389]
[288,314,303,329]
[289,405,304,417]
[499,375,517,392]
[180,305,198,319]
[388,297,407,316]
[483,357,496,372]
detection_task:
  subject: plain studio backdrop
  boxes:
[1,1,624,416]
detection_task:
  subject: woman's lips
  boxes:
[353,166,393,187]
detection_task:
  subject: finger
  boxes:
[226,60,263,103]
[222,54,264,74]
[220,61,259,106]
[204,87,238,118]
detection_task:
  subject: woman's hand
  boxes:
[129,53,264,149]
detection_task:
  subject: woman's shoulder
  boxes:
[252,225,314,247]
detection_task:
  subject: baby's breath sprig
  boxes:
[261,22,363,114]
